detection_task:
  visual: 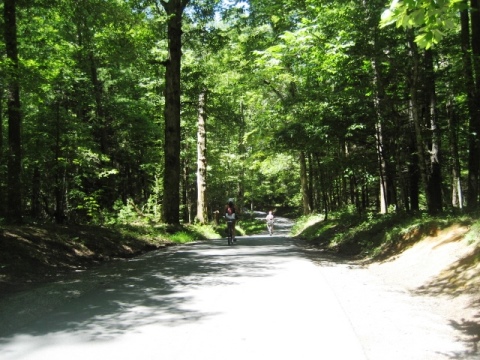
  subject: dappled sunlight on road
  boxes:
[0,229,474,359]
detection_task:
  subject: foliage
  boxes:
[291,214,324,238]
[115,222,220,244]
[465,218,480,245]
[0,0,478,227]
[380,0,466,48]
[237,212,267,235]
[187,223,222,239]
[294,210,476,258]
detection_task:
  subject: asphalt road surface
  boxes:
[0,217,473,359]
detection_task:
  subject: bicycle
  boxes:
[226,220,235,245]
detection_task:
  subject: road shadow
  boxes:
[411,247,480,358]
[0,235,334,347]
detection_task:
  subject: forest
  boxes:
[1,0,480,226]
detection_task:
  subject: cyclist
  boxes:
[225,198,237,242]
[266,210,274,236]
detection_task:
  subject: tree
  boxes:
[4,0,22,223]
[155,0,190,225]
[382,0,480,210]
[196,88,208,224]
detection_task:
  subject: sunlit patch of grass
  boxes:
[465,221,480,245]
[187,223,222,239]
[168,231,194,244]
[238,218,265,235]
[291,214,324,237]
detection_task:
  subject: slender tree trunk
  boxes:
[307,152,315,211]
[196,89,208,224]
[408,125,420,212]
[31,166,41,218]
[372,43,390,213]
[464,0,480,209]
[408,31,432,214]
[89,51,108,154]
[375,119,388,213]
[424,50,443,214]
[182,157,193,223]
[237,101,246,214]
[54,101,66,223]
[447,99,463,209]
[0,87,4,217]
[160,0,189,224]
[4,0,23,224]
[299,151,311,215]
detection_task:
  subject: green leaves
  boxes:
[380,0,465,48]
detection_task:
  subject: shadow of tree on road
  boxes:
[0,237,320,346]
[411,247,480,359]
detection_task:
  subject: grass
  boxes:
[292,210,478,259]
[0,220,233,293]
[237,213,267,235]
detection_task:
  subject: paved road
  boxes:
[0,219,472,359]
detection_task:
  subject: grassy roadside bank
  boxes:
[0,215,266,295]
[292,211,480,258]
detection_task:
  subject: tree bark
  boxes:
[196,89,208,224]
[408,126,420,212]
[447,99,463,209]
[465,0,480,209]
[54,101,66,223]
[299,151,311,215]
[160,0,190,224]
[372,29,392,214]
[408,30,432,214]
[4,0,23,224]
[0,87,4,217]
[237,101,246,214]
[424,49,443,214]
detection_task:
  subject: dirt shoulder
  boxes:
[364,224,480,350]
[296,220,480,353]
[0,224,173,296]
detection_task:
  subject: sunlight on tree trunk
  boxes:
[196,89,208,224]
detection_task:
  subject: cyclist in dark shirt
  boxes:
[225,198,237,241]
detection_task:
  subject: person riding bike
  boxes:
[266,210,274,236]
[225,198,237,242]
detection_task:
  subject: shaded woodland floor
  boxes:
[0,224,172,295]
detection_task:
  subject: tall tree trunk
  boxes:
[54,101,66,223]
[408,125,420,211]
[308,152,315,211]
[447,99,463,209]
[160,0,190,224]
[299,151,311,215]
[182,156,193,223]
[89,51,108,154]
[375,119,388,214]
[408,31,431,214]
[196,89,208,224]
[237,101,246,214]
[372,36,390,214]
[0,87,4,217]
[464,0,480,209]
[4,0,23,224]
[424,50,443,214]
[31,166,41,218]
